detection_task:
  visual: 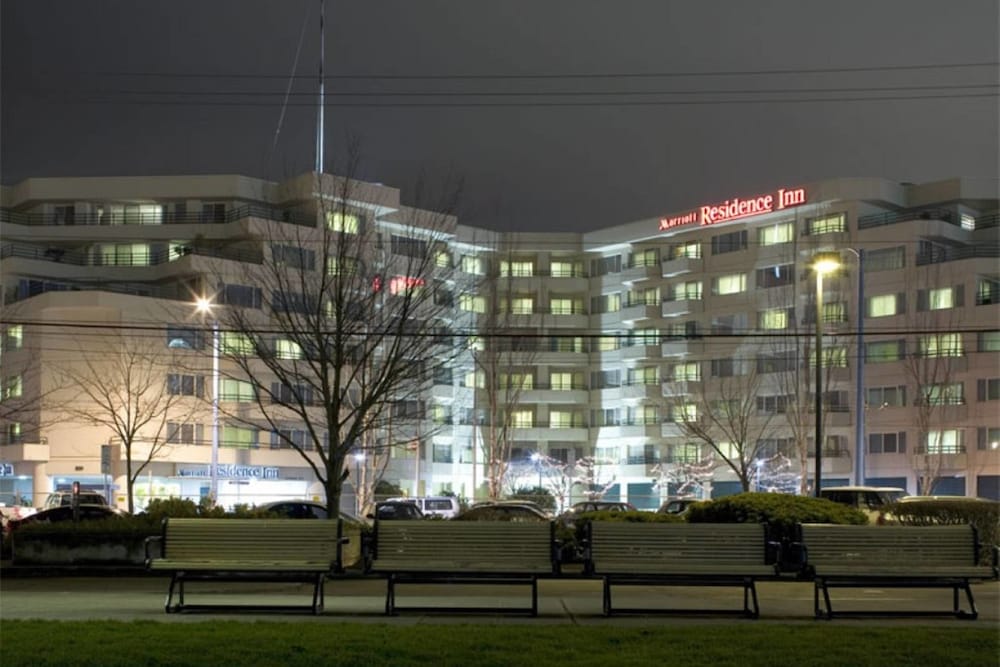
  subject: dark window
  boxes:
[166,326,203,350]
[166,374,204,397]
[711,230,748,255]
[390,235,428,258]
[220,283,262,308]
[756,264,795,288]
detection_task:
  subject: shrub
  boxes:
[885,498,999,563]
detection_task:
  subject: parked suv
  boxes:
[386,496,460,519]
[43,491,108,509]
[819,486,907,523]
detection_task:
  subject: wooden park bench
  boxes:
[368,521,558,616]
[586,522,777,618]
[144,518,348,614]
[798,523,996,620]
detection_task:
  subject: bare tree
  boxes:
[573,455,618,501]
[467,239,542,500]
[52,328,202,513]
[211,149,463,516]
[663,353,778,492]
[651,456,716,499]
[901,260,964,494]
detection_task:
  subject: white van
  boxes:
[387,496,460,519]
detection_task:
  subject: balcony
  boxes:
[662,297,703,318]
[621,263,660,284]
[662,256,702,278]
[620,302,660,323]
[620,383,662,400]
[0,204,315,228]
[661,339,703,357]
[621,344,662,361]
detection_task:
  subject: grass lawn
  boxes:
[1,621,996,667]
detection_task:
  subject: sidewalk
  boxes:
[2,574,998,625]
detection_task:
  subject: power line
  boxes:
[88,61,1000,80]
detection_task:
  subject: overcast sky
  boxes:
[2,1,997,231]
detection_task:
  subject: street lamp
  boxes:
[530,452,542,490]
[812,254,841,496]
[842,248,866,486]
[195,298,221,503]
[353,452,365,515]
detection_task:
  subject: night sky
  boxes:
[2,0,997,231]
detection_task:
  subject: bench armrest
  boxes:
[144,535,163,566]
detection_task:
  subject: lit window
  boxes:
[550,297,581,315]
[221,332,254,356]
[598,336,620,352]
[275,339,302,360]
[326,211,360,234]
[758,222,794,246]
[921,383,964,406]
[459,294,486,313]
[868,294,899,317]
[713,273,746,295]
[221,426,259,448]
[928,288,954,310]
[670,242,701,259]
[500,373,534,390]
[461,256,484,275]
[435,250,451,268]
[98,243,152,266]
[672,362,700,381]
[463,370,485,388]
[509,297,533,315]
[673,281,702,300]
[466,335,484,351]
[550,410,574,428]
[759,308,789,330]
[500,260,534,277]
[6,422,22,444]
[960,214,976,230]
[3,375,23,400]
[389,275,425,295]
[671,404,697,423]
[810,346,848,368]
[630,248,659,268]
[221,379,255,402]
[920,333,963,357]
[925,430,963,454]
[327,257,359,276]
[866,340,904,363]
[807,213,846,235]
[550,372,576,390]
[551,260,582,277]
[511,410,534,428]
[5,325,23,350]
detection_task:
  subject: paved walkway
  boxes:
[2,574,997,625]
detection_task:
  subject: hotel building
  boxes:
[1,173,997,510]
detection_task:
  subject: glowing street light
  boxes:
[530,452,543,490]
[812,254,841,496]
[194,298,220,502]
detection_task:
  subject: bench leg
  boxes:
[385,575,396,616]
[310,573,324,615]
[743,579,760,619]
[602,578,612,616]
[165,574,180,613]
[814,579,833,620]
[958,581,979,620]
[530,577,538,617]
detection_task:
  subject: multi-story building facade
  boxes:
[1,174,997,511]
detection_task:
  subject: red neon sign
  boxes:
[388,275,425,295]
[659,187,806,231]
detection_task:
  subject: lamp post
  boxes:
[812,255,840,496]
[195,298,221,503]
[843,248,866,486]
[353,452,365,515]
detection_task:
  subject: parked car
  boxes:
[257,499,364,525]
[386,496,461,519]
[568,501,636,514]
[373,501,424,521]
[818,486,908,523]
[6,504,123,534]
[456,502,550,522]
[657,498,702,515]
[43,491,108,509]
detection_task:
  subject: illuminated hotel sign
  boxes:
[659,187,807,231]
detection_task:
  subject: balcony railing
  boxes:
[857,207,955,230]
[0,204,315,228]
[0,242,263,267]
[915,243,1000,266]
